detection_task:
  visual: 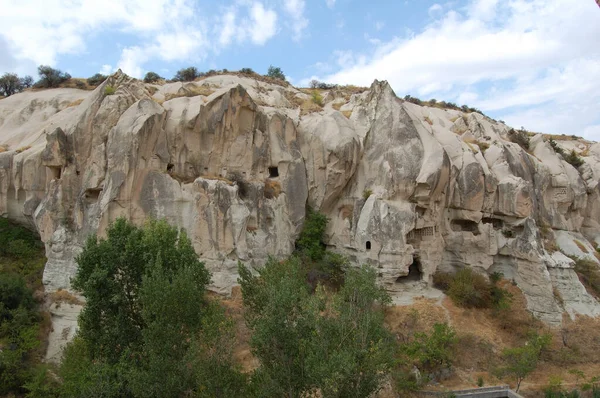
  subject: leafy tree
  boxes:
[143,71,162,83]
[239,258,394,397]
[61,218,244,397]
[239,67,255,75]
[20,75,34,88]
[498,332,552,392]
[36,65,71,88]
[266,65,285,80]
[173,66,199,82]
[72,218,210,363]
[403,322,457,373]
[296,207,328,261]
[86,73,107,86]
[0,273,41,395]
[0,73,22,96]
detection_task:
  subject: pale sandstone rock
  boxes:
[1,72,600,358]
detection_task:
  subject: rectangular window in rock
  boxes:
[268,166,279,178]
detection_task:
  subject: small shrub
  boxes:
[173,66,199,82]
[311,90,323,106]
[402,322,457,373]
[143,71,162,83]
[266,65,285,81]
[573,258,600,298]
[363,189,373,200]
[104,85,115,95]
[433,271,454,291]
[239,67,255,75]
[477,376,484,387]
[564,150,584,168]
[549,138,565,156]
[67,98,84,108]
[447,268,491,308]
[507,128,530,151]
[86,73,107,86]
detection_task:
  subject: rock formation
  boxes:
[1,71,599,359]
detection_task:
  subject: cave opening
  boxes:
[268,166,279,178]
[166,163,174,173]
[396,257,422,283]
[366,241,371,251]
[47,166,62,180]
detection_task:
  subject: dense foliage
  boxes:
[173,67,200,82]
[58,218,244,397]
[0,219,47,396]
[0,73,34,97]
[143,71,162,83]
[86,73,107,86]
[266,65,285,81]
[35,66,71,88]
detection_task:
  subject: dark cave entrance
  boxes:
[396,257,423,283]
[366,241,371,251]
[268,166,279,178]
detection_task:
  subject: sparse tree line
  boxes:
[0,65,287,98]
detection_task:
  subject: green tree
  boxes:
[296,208,328,261]
[173,66,199,82]
[498,332,552,392]
[266,65,285,80]
[36,65,71,88]
[143,71,162,83]
[62,218,245,397]
[0,72,23,96]
[86,73,107,86]
[239,258,394,397]
[403,322,457,373]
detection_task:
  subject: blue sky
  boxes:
[1,0,599,139]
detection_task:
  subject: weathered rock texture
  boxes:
[1,71,600,357]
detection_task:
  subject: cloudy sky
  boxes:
[1,0,599,139]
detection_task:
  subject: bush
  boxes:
[86,73,107,86]
[266,65,285,80]
[434,268,512,310]
[143,71,162,83]
[20,75,33,88]
[104,85,115,95]
[497,332,551,392]
[507,128,530,150]
[238,259,394,397]
[363,188,373,200]
[296,208,328,261]
[35,65,71,88]
[239,67,255,75]
[573,258,600,298]
[564,150,584,168]
[311,90,323,106]
[0,73,23,96]
[172,66,199,82]
[402,322,457,374]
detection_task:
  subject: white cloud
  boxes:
[325,0,336,8]
[283,0,308,40]
[100,64,113,75]
[248,2,278,45]
[0,0,279,77]
[315,0,600,137]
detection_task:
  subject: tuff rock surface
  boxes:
[1,71,600,359]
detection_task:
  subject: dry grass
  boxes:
[542,134,580,141]
[540,226,559,253]
[50,289,83,306]
[464,137,490,153]
[300,98,323,116]
[66,98,84,108]
[15,145,32,153]
[58,78,95,90]
[0,145,8,153]
[423,115,433,125]
[164,84,215,101]
[195,71,290,88]
[264,179,282,199]
[450,116,460,122]
[332,102,344,111]
[342,110,352,119]
[574,239,589,253]
[146,86,159,96]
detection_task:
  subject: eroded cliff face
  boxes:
[1,71,600,359]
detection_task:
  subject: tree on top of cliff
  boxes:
[266,65,285,81]
[35,65,71,88]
